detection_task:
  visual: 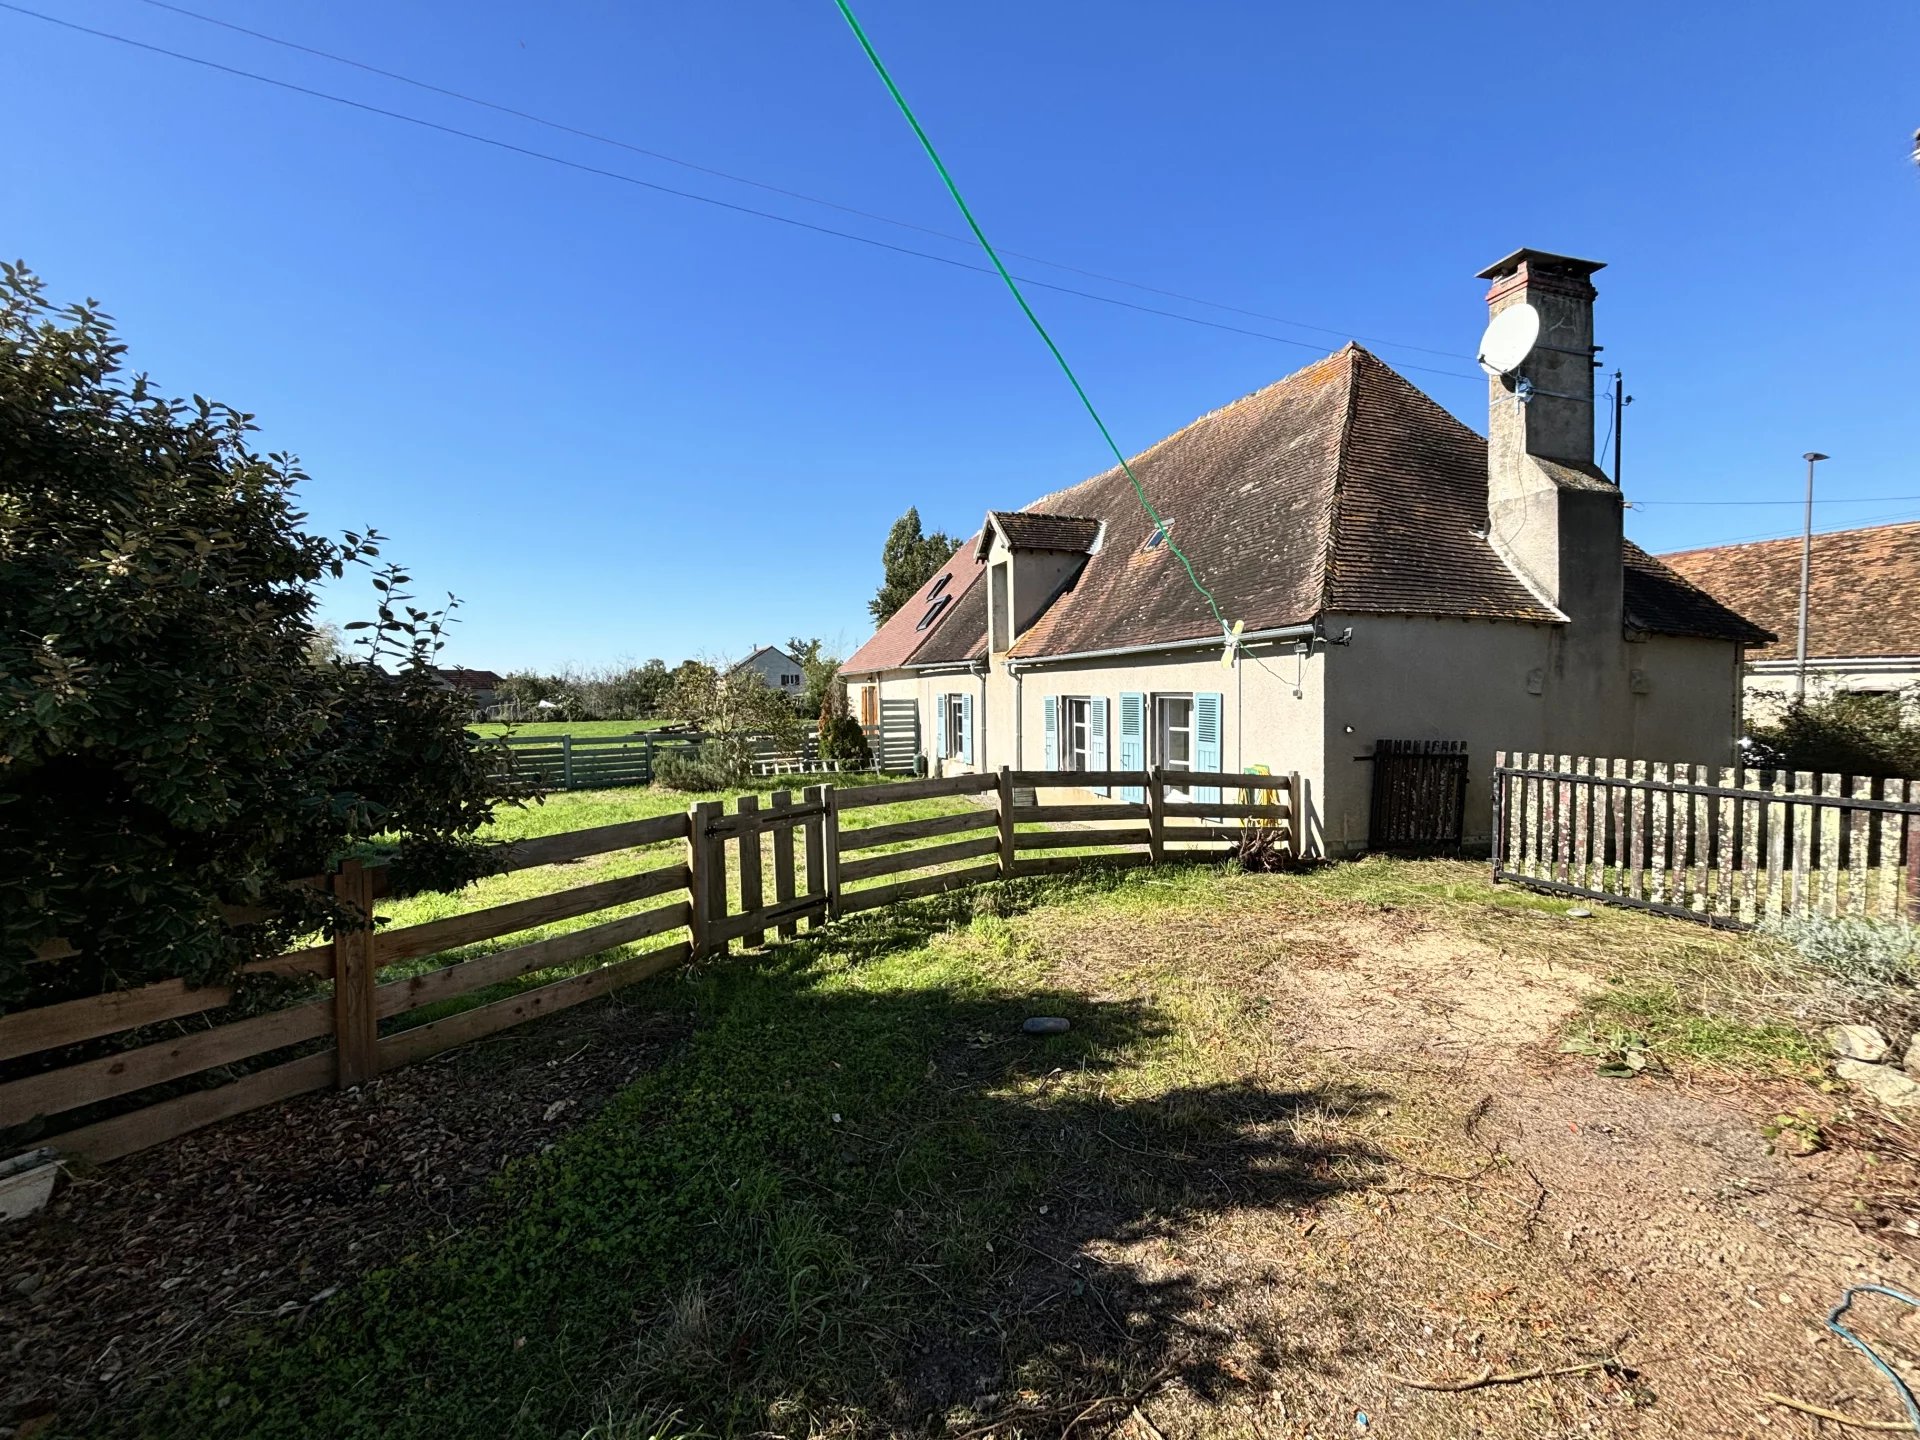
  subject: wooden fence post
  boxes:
[330,858,379,1089]
[687,801,719,959]
[802,783,828,929]
[996,766,1016,878]
[1146,766,1166,866]
[561,734,574,790]
[1907,813,1920,924]
[643,732,655,784]
[822,784,843,918]
[736,795,764,949]
[770,790,798,939]
[1286,770,1303,860]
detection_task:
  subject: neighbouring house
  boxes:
[729,645,807,699]
[840,248,1770,856]
[430,667,505,714]
[1660,522,1920,720]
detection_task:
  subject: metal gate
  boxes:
[1369,739,1469,852]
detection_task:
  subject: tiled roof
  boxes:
[840,538,985,674]
[844,344,1767,671]
[434,667,505,690]
[1622,543,1773,644]
[1660,522,1920,660]
[1011,345,1559,657]
[982,511,1102,554]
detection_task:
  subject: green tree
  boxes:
[868,507,959,625]
[0,263,508,1006]
[1746,689,1920,779]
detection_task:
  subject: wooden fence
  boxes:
[1492,752,1920,927]
[494,730,843,790]
[2,766,1297,1166]
[1369,739,1470,853]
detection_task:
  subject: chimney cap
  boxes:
[1475,248,1606,282]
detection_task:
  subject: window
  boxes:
[1142,518,1174,551]
[944,696,966,758]
[1156,695,1194,796]
[928,572,952,600]
[916,595,951,631]
[1063,698,1091,771]
[782,672,801,687]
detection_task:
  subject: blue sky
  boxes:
[4,1,1915,671]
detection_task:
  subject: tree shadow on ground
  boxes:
[107,867,1390,1440]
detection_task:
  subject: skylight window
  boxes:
[927,573,952,599]
[1143,519,1174,551]
[915,595,952,632]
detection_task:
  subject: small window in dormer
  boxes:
[1143,518,1174,551]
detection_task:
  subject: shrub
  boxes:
[1746,689,1920,779]
[652,743,742,793]
[819,714,870,769]
[0,262,509,1006]
[1760,915,1920,992]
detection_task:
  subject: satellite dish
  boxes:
[1477,302,1541,376]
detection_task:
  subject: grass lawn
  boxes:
[365,778,988,1033]
[118,857,1888,1440]
[467,718,680,738]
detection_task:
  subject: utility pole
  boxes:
[1611,369,1629,485]
[1796,451,1829,701]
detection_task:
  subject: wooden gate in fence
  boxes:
[4,765,1298,1166]
[1492,751,1920,926]
[1369,739,1469,853]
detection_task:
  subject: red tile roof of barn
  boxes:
[980,511,1103,555]
[1660,521,1920,659]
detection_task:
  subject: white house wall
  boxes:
[990,644,1330,852]
[1743,658,1920,722]
[1321,614,1740,856]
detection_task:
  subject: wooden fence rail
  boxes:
[3,765,1296,1166]
[492,730,849,792]
[1492,751,1920,927]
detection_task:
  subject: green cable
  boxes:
[829,0,1234,646]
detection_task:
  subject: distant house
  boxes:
[1661,522,1920,718]
[841,248,1768,856]
[431,667,505,713]
[729,646,806,699]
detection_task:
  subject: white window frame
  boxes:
[1155,693,1195,798]
[1062,696,1092,772]
[942,695,966,760]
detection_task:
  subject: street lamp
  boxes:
[1795,451,1829,702]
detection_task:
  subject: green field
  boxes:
[467,718,681,739]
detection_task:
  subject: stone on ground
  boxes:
[1835,1058,1920,1108]
[1827,1024,1890,1063]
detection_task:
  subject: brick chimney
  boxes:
[1477,249,1621,632]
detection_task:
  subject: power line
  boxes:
[1660,498,1920,509]
[2,2,1487,385]
[123,0,1480,369]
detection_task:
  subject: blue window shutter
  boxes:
[1042,695,1058,772]
[934,694,948,760]
[1089,697,1110,797]
[960,692,974,765]
[1118,693,1145,803]
[1194,692,1223,804]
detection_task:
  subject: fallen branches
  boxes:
[1760,1391,1916,1432]
[1383,1358,1620,1392]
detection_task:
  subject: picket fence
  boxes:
[1493,751,1920,927]
[3,766,1298,1165]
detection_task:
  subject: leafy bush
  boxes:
[652,743,742,793]
[819,713,871,769]
[1746,689,1920,779]
[0,263,509,1006]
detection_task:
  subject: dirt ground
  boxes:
[7,876,1920,1439]
[1014,896,1920,1439]
[0,998,687,1434]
